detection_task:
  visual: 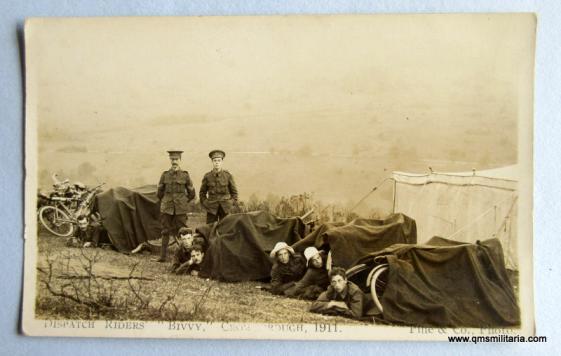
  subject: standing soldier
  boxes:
[199,149,239,224]
[155,150,196,262]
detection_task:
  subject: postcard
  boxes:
[22,14,536,340]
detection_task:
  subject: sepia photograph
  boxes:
[22,14,535,340]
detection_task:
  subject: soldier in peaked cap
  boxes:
[199,149,239,224]
[155,150,196,262]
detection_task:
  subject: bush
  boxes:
[238,192,372,224]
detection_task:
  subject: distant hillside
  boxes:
[37,105,517,216]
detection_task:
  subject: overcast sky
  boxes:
[27,14,534,134]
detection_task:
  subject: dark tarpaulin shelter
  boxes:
[95,185,161,252]
[365,236,520,327]
[196,211,306,282]
[292,213,417,269]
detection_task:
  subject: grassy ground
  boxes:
[35,229,364,325]
[34,224,519,325]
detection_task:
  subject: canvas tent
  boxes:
[196,211,306,282]
[292,213,417,269]
[363,236,520,327]
[95,185,161,252]
[392,165,518,269]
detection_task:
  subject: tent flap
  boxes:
[392,166,518,269]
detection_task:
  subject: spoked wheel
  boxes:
[38,205,74,237]
[369,264,389,314]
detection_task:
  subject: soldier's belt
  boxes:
[165,186,187,193]
[207,195,231,201]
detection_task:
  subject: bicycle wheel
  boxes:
[38,205,74,237]
[366,263,388,287]
[370,264,389,314]
[345,263,369,279]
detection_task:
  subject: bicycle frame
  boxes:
[50,198,77,225]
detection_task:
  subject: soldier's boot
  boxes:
[155,234,170,262]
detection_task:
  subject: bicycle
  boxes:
[38,183,105,237]
[37,195,77,237]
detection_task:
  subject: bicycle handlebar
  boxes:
[50,196,78,202]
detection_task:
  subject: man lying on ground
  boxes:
[284,246,329,300]
[66,213,103,248]
[170,228,206,273]
[310,267,379,320]
[269,242,306,295]
[174,244,205,276]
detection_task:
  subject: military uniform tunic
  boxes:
[310,281,378,319]
[158,169,196,215]
[199,169,238,215]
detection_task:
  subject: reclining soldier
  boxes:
[170,227,206,273]
[269,242,306,295]
[284,246,329,300]
[66,213,102,248]
[174,244,205,276]
[310,267,378,320]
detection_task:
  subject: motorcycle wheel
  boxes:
[38,205,74,237]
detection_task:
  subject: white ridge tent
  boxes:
[392,165,519,270]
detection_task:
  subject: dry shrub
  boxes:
[37,248,218,321]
